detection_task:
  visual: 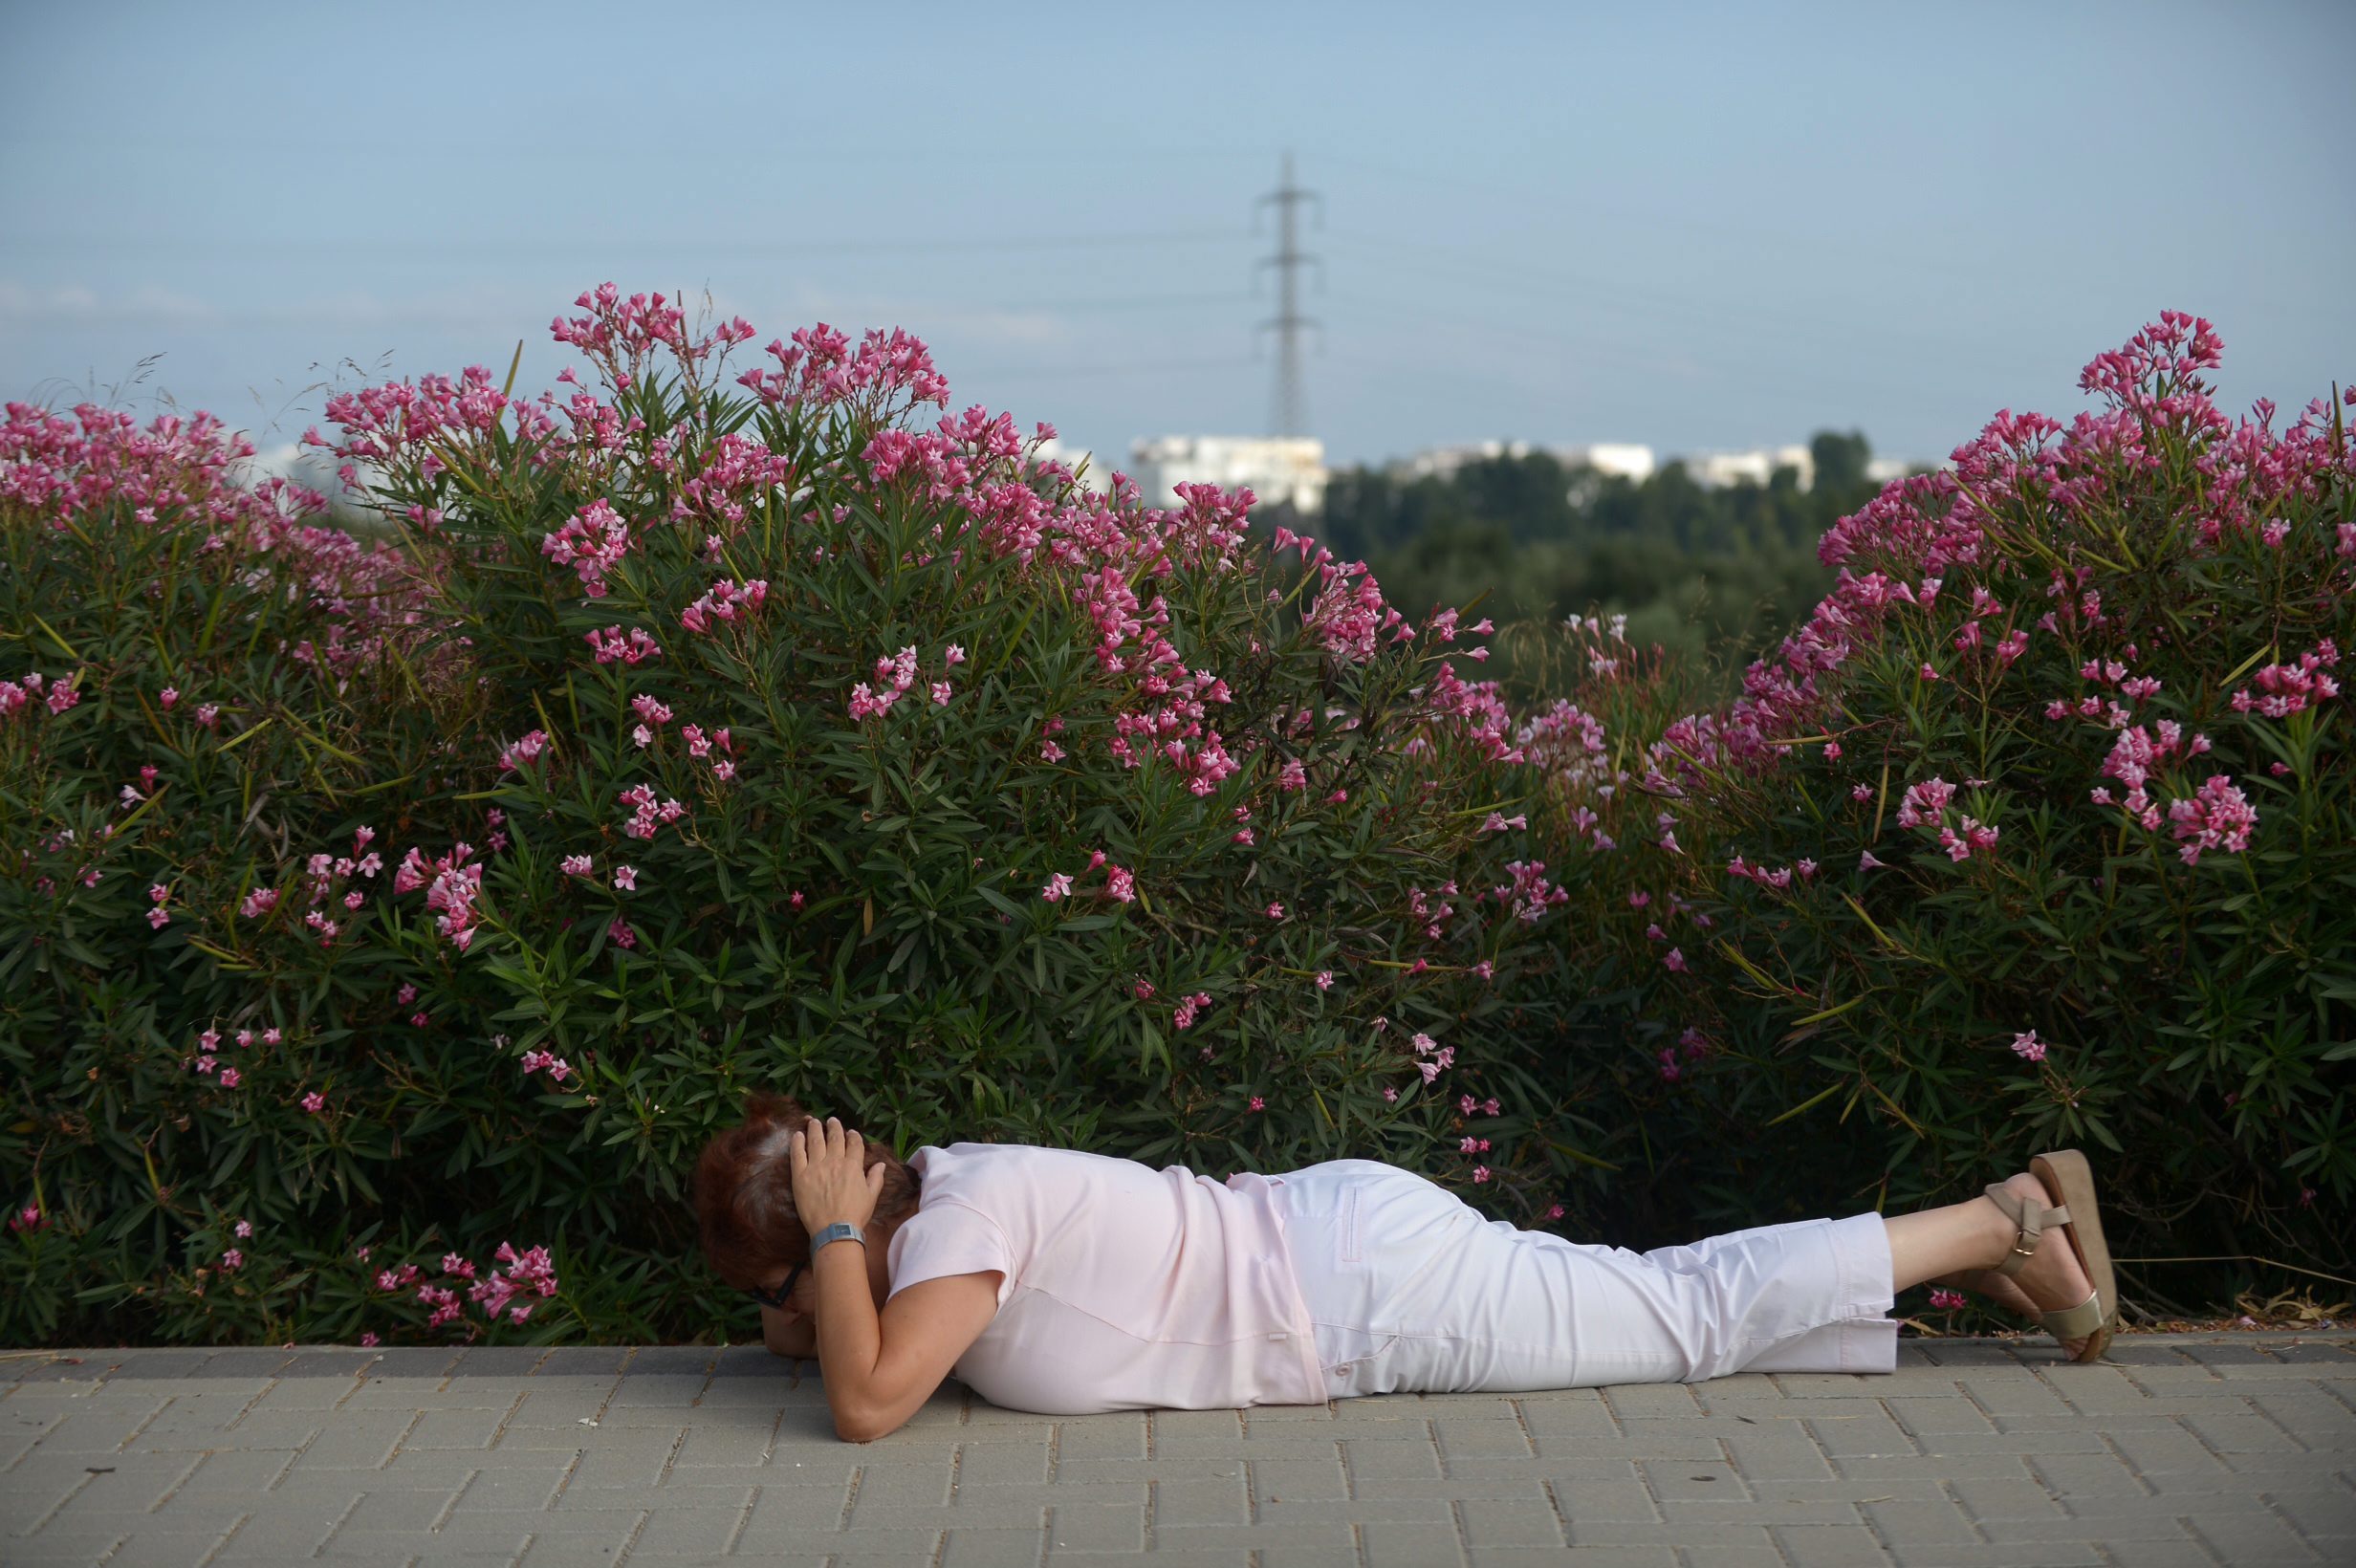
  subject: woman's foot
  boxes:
[1952,1172,2101,1358]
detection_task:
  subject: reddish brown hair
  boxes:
[690,1090,922,1290]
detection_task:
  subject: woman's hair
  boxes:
[690,1090,922,1290]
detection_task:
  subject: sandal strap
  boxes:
[1983,1183,2074,1279]
[2041,1289,2106,1340]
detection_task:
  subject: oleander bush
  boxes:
[1,288,1662,1348]
[1545,312,2355,1303]
[6,297,2345,1350]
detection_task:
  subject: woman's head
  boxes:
[690,1089,922,1291]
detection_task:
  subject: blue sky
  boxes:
[2,0,2347,474]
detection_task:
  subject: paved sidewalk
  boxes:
[2,1336,2351,1568]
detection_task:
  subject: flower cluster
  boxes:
[395,841,485,951]
[538,499,634,599]
[679,576,769,636]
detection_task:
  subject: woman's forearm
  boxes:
[811,1241,885,1435]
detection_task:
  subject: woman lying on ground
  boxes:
[690,1092,2117,1444]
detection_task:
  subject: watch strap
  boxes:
[810,1221,866,1253]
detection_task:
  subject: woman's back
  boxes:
[890,1143,1324,1415]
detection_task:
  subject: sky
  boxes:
[2,0,2349,479]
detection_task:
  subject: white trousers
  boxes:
[1272,1160,1898,1398]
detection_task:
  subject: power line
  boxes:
[0,228,1258,259]
[971,355,1261,383]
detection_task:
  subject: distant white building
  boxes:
[1389,440,1655,485]
[1127,435,1328,515]
[1669,444,1818,491]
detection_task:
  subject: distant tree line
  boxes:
[1279,431,1914,700]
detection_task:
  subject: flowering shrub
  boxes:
[1,289,1639,1347]
[11,299,2342,1348]
[1561,314,2352,1287]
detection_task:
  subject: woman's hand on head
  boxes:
[788,1116,885,1232]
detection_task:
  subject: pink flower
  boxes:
[613,864,638,891]
[1664,948,1686,971]
[234,1220,253,1239]
[1249,1096,1265,1112]
[931,682,952,706]
[1382,1086,1398,1102]
[1041,872,1073,903]
[219,1068,242,1088]
[1314,970,1333,990]
[1919,664,1941,682]
[1929,1287,1967,1310]
[1265,902,1285,920]
[359,1332,380,1347]
[1472,1166,1491,1184]
[945,644,967,665]
[2168,775,2258,866]
[1897,777,1955,829]
[607,917,637,949]
[1859,851,1886,870]
[561,855,594,877]
[2011,1030,2047,1062]
[301,1091,325,1113]
[1822,742,1842,760]
[218,1250,243,1272]
[159,686,180,709]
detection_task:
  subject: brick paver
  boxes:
[2,1335,2350,1566]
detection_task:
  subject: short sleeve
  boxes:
[887,1199,1015,1309]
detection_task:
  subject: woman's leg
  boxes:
[1314,1171,1899,1390]
[1895,1172,2100,1357]
[1885,1185,2018,1292]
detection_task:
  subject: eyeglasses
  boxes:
[747,1260,804,1312]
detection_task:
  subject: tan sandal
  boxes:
[1982,1148,2118,1362]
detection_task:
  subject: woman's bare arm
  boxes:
[786,1117,1002,1441]
[821,1269,1002,1442]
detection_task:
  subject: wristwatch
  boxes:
[810,1221,866,1254]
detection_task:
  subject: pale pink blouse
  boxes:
[884,1142,1324,1415]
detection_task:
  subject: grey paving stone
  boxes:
[447,1346,550,1378]
[0,1348,94,1376]
[1770,1521,1896,1565]
[2103,1342,2198,1366]
[366,1346,468,1379]
[625,1346,719,1378]
[11,1337,2353,1565]
[189,1348,302,1378]
[280,1350,382,1379]
[2261,1340,2356,1363]
[2178,1340,2280,1364]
